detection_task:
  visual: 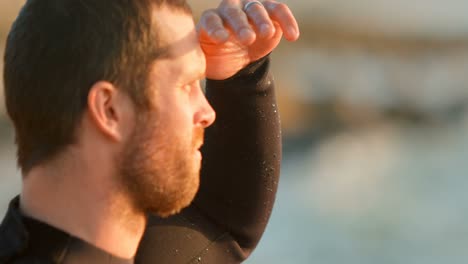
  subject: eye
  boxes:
[184,80,203,93]
[182,82,193,92]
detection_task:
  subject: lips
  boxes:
[193,127,205,151]
[196,141,203,150]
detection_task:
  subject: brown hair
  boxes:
[3,0,192,173]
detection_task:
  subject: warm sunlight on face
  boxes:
[118,6,216,218]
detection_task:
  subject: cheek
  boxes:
[158,95,194,136]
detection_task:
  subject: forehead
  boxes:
[150,6,205,79]
[152,6,200,59]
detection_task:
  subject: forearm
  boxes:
[194,56,282,254]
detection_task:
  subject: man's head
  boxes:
[4,0,215,216]
[118,6,216,217]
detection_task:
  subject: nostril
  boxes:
[202,109,216,128]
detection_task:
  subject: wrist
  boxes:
[206,55,270,83]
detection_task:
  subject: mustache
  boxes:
[193,127,205,149]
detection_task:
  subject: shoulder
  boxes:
[137,206,245,264]
[0,197,67,264]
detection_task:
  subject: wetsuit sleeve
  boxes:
[194,55,281,254]
[136,56,281,264]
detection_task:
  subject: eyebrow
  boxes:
[182,69,205,85]
[194,69,206,80]
[157,45,174,59]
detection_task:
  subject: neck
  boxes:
[19,147,146,259]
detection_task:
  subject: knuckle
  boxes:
[223,6,243,18]
[245,3,268,21]
[200,9,216,24]
[262,0,275,8]
[201,9,218,18]
[248,2,264,11]
[274,3,289,13]
[252,13,269,24]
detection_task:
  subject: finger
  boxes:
[218,4,256,45]
[198,9,230,43]
[263,1,300,41]
[243,1,276,39]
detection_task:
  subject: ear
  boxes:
[87,81,129,142]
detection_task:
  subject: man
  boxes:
[0,0,299,263]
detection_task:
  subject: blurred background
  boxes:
[1,0,468,263]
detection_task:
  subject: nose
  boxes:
[194,91,216,128]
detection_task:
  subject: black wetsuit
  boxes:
[0,56,281,264]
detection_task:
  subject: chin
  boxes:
[153,169,200,218]
[155,191,197,218]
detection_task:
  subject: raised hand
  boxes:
[198,0,300,80]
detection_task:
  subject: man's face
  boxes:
[118,6,216,217]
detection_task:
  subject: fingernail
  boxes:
[288,27,298,38]
[214,29,229,40]
[240,28,253,42]
[260,24,271,36]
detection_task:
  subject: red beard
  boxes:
[118,112,204,217]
